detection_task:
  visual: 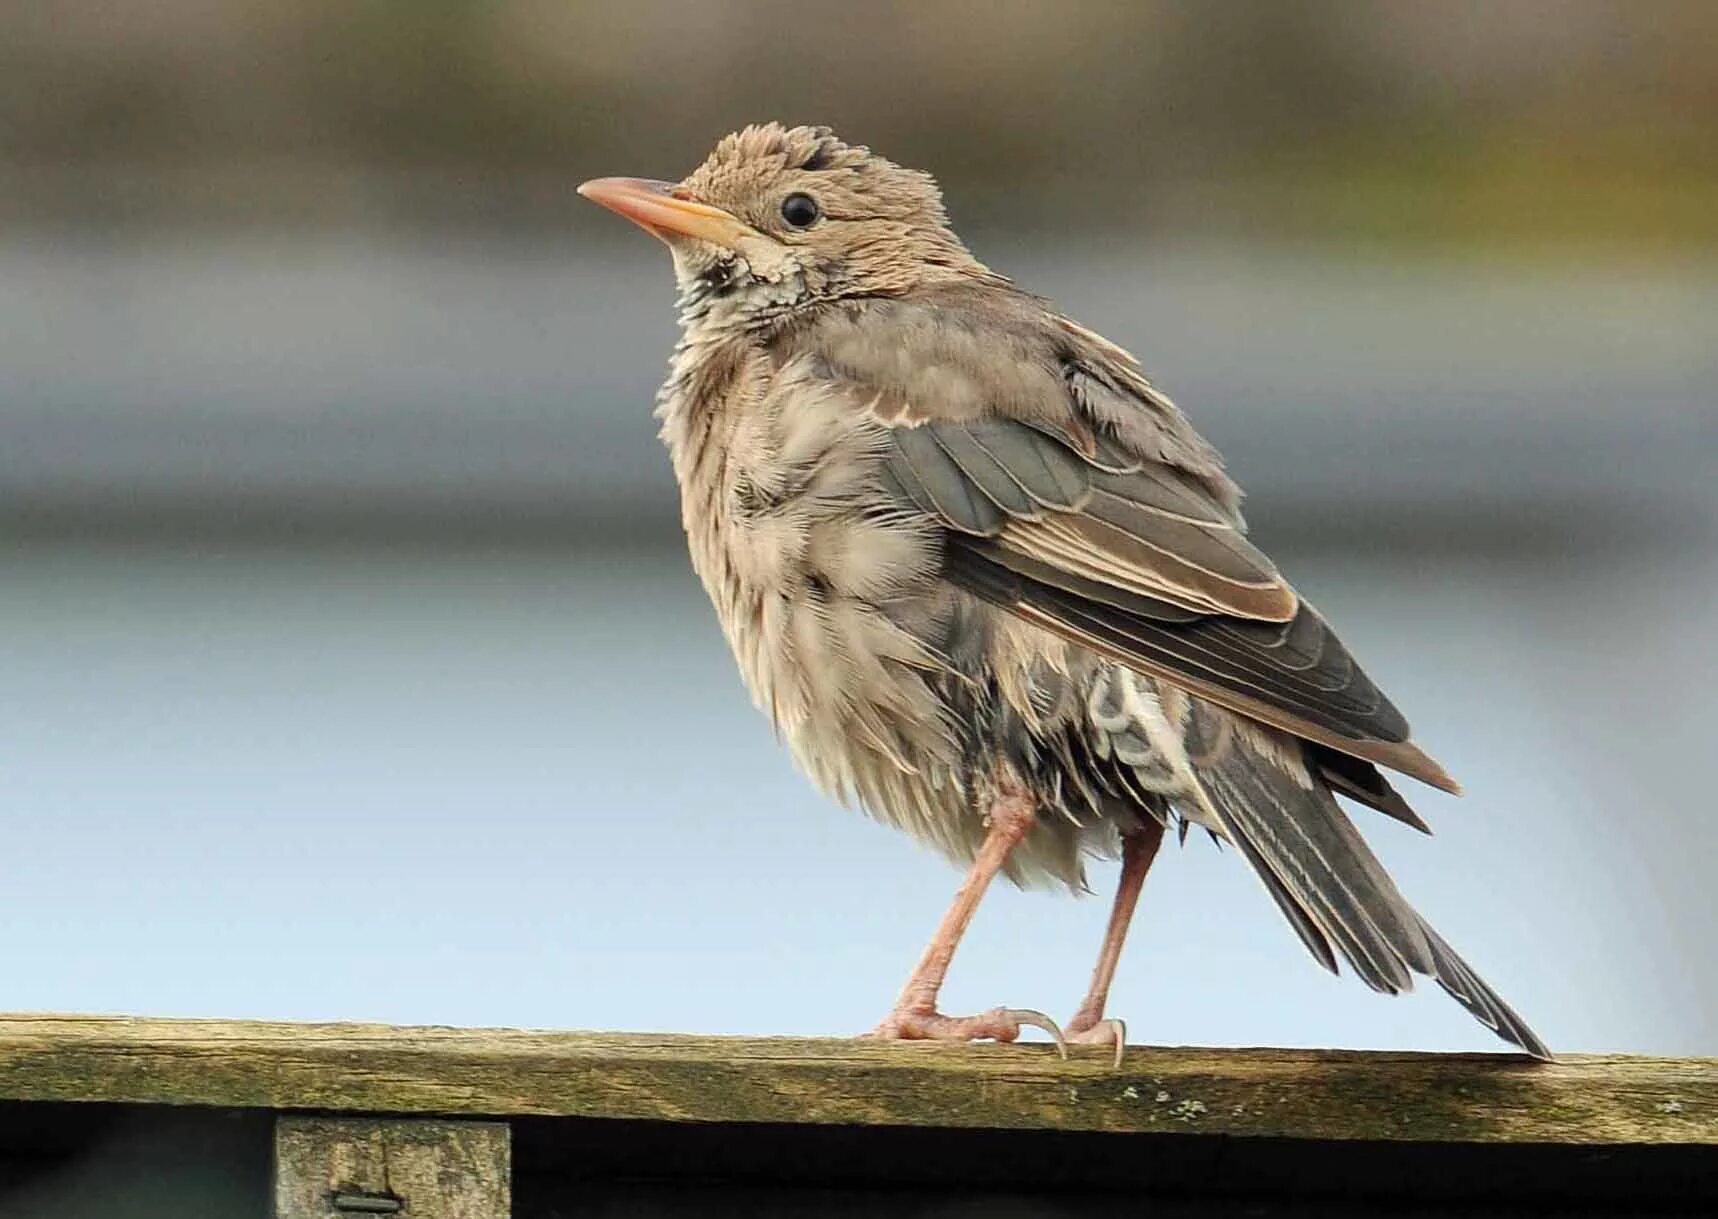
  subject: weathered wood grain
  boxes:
[274,1117,509,1219]
[0,1013,1710,1145]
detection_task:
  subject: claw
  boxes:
[1067,1017,1127,1068]
[1001,1008,1069,1059]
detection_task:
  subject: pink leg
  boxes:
[1065,821,1166,1065]
[867,786,1065,1053]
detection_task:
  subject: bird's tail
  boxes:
[1188,740,1550,1059]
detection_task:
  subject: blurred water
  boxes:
[1,234,1714,1055]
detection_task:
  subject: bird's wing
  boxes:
[789,290,1458,793]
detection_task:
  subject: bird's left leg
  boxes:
[1064,819,1166,1065]
[866,783,1065,1052]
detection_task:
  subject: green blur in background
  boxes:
[5,0,1717,249]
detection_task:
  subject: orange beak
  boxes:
[577,177,756,248]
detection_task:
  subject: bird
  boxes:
[579,123,1549,1062]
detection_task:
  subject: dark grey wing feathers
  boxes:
[925,424,1042,518]
[1083,484,1278,587]
[1089,465,1233,525]
[1313,746,1432,833]
[962,420,1090,508]
[888,425,1006,535]
[951,543,1411,745]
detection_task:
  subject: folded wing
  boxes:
[786,286,1459,793]
[872,391,1457,793]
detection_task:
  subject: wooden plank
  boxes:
[0,1013,1710,1145]
[273,1116,508,1219]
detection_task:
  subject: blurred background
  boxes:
[1,0,1713,1060]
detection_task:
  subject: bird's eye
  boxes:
[779,193,821,228]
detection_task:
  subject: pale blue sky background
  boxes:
[3,237,1712,1057]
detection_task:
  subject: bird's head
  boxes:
[580,124,988,325]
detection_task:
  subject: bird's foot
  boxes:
[1064,1012,1128,1068]
[862,1006,1067,1057]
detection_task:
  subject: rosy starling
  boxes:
[580,124,1549,1060]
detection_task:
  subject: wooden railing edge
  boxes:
[0,1012,1710,1146]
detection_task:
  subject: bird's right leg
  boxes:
[865,785,1066,1053]
[1063,819,1166,1065]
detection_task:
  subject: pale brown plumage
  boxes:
[580,124,1548,1059]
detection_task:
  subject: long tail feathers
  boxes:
[1191,745,1551,1060]
[1418,919,1551,1060]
